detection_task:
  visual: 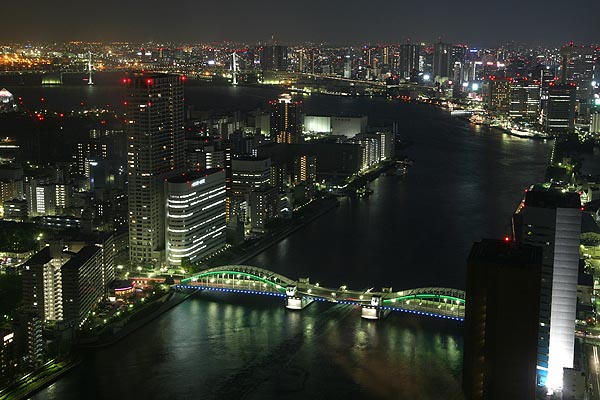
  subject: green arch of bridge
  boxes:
[181,270,286,292]
[383,294,465,305]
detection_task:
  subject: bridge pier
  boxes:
[285,286,314,310]
[361,296,390,320]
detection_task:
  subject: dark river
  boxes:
[0,73,550,399]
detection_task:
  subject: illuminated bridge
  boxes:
[175,265,465,321]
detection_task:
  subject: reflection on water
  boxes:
[35,295,464,400]
[27,78,551,399]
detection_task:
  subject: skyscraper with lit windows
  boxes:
[125,73,185,266]
[165,169,226,266]
[270,94,301,144]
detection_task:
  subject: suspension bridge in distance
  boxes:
[175,265,465,321]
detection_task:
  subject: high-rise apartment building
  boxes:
[512,187,581,389]
[464,239,542,400]
[270,94,301,144]
[22,242,112,326]
[126,73,185,266]
[165,169,226,266]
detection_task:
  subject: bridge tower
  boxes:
[87,51,94,86]
[285,285,314,310]
[231,52,238,86]
[361,295,391,320]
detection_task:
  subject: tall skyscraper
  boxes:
[512,187,581,389]
[398,43,421,80]
[229,156,272,225]
[270,94,301,144]
[543,83,576,135]
[165,169,226,266]
[464,239,542,400]
[560,43,595,101]
[433,41,452,79]
[125,73,185,266]
[487,78,511,113]
[509,78,541,120]
[260,45,288,71]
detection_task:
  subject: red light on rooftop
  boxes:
[581,207,585,211]
[504,236,511,243]
[146,78,153,85]
[181,75,187,81]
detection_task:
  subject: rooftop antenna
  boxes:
[88,51,94,85]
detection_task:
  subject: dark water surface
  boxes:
[10,74,550,399]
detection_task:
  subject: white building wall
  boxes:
[546,207,581,389]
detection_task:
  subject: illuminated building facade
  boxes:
[230,157,272,224]
[464,239,542,400]
[165,169,226,266]
[544,83,576,134]
[509,78,541,120]
[270,94,301,144]
[126,73,185,266]
[512,188,581,389]
[22,243,110,326]
[560,44,595,101]
[260,45,288,71]
[487,78,511,113]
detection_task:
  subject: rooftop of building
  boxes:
[469,239,543,265]
[166,168,224,184]
[524,186,581,209]
[24,246,52,266]
[61,245,101,272]
[232,156,270,162]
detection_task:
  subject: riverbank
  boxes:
[78,290,194,348]
[0,357,81,400]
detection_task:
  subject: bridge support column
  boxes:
[285,285,314,310]
[361,295,390,320]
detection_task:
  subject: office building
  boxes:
[399,44,421,79]
[433,41,452,79]
[126,73,185,266]
[543,83,576,135]
[260,45,288,71]
[270,94,301,144]
[509,78,541,120]
[165,169,226,266]
[3,198,27,221]
[512,188,581,389]
[464,239,542,400]
[560,44,595,101]
[230,156,272,223]
[487,78,511,113]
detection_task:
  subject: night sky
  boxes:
[5,0,599,45]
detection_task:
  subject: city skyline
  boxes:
[3,0,599,46]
